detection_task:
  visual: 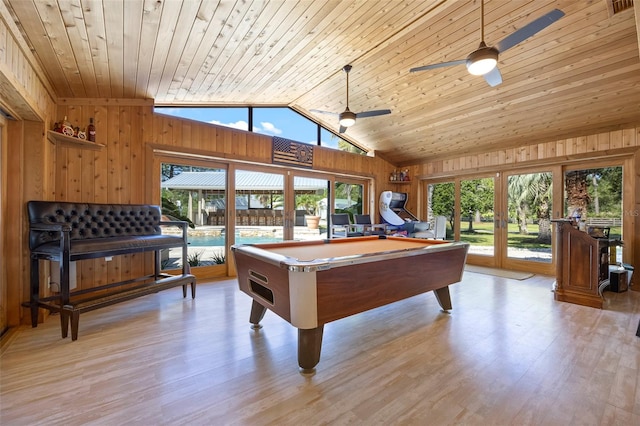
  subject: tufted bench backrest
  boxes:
[27,201,163,250]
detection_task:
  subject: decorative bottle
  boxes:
[87,117,96,142]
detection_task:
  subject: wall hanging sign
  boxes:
[272,136,314,168]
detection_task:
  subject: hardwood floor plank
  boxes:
[1,272,639,425]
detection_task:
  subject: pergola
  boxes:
[161,170,328,225]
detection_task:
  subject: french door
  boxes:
[425,171,556,274]
[426,175,499,266]
[500,169,556,275]
[458,176,498,265]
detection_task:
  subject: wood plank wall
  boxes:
[418,129,639,176]
[0,7,56,334]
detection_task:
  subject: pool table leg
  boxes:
[249,300,267,329]
[298,326,324,374]
[433,286,452,311]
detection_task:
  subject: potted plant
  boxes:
[298,194,322,229]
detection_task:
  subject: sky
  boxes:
[155,107,341,148]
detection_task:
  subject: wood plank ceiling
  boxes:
[4,0,640,166]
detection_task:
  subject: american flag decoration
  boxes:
[272,136,314,168]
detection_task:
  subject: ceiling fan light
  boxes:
[466,47,498,75]
[339,110,356,127]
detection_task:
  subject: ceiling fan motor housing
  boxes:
[339,109,357,127]
[466,43,499,75]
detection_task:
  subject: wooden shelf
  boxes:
[390,180,411,184]
[47,130,104,150]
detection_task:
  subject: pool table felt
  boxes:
[252,236,448,262]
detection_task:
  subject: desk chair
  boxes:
[330,213,364,238]
[354,214,386,236]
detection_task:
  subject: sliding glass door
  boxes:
[293,176,329,240]
[235,169,286,243]
[160,161,228,271]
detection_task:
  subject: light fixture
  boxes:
[466,42,498,75]
[339,109,356,127]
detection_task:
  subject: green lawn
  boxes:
[459,222,550,249]
[456,221,621,249]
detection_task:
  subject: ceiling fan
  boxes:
[410,0,564,86]
[311,65,391,133]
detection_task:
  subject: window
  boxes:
[155,106,366,154]
[253,107,317,143]
[155,107,248,131]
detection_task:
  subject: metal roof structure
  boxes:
[161,171,327,191]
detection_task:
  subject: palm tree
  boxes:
[508,173,552,243]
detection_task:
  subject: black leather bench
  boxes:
[25,201,196,340]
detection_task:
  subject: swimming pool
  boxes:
[187,234,281,247]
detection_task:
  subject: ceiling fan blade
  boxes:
[339,126,348,134]
[494,9,564,54]
[483,66,502,87]
[410,59,466,73]
[310,109,338,116]
[356,109,391,119]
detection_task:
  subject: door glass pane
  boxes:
[294,176,329,240]
[235,170,285,244]
[565,166,623,262]
[459,178,495,256]
[335,181,363,216]
[161,163,227,267]
[506,172,552,262]
[427,181,454,239]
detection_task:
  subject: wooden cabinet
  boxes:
[552,220,609,308]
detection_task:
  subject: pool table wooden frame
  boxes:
[232,236,469,373]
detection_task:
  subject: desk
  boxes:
[232,236,469,372]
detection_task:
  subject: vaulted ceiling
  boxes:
[5,0,640,165]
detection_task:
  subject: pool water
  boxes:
[188,234,280,246]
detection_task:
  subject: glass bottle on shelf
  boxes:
[87,117,96,142]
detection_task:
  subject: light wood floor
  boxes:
[1,272,639,425]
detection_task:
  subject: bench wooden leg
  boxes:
[63,306,81,341]
[60,309,69,339]
[70,310,80,341]
[181,280,196,299]
[29,256,40,327]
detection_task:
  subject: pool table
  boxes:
[232,235,469,373]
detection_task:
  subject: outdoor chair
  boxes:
[412,215,447,239]
[330,213,364,238]
[353,214,386,236]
